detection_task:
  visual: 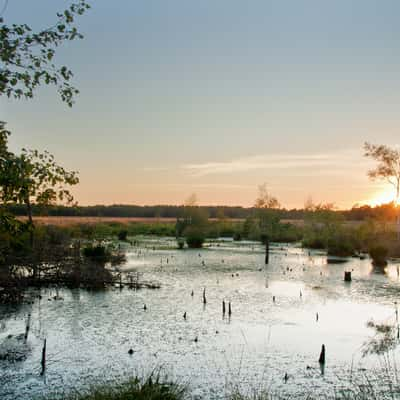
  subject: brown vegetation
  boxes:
[16,216,178,226]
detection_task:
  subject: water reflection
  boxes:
[1,239,400,399]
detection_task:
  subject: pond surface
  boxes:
[1,238,400,399]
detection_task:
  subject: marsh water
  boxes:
[1,238,400,399]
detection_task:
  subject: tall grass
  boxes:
[35,360,400,400]
[42,375,186,400]
[68,222,177,239]
[226,367,400,400]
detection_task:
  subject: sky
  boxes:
[1,0,400,209]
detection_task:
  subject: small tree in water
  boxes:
[364,143,400,239]
[253,183,281,243]
[175,193,208,248]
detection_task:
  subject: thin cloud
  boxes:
[132,183,253,189]
[182,150,366,177]
[140,167,171,172]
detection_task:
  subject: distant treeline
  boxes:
[6,202,399,221]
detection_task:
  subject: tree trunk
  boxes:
[397,183,400,241]
[26,198,37,279]
[26,198,34,247]
[397,211,400,241]
[265,238,269,264]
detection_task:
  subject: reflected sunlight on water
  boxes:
[1,238,400,399]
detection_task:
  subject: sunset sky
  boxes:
[1,0,400,208]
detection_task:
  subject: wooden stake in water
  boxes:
[319,344,326,364]
[228,302,232,316]
[203,288,207,304]
[344,271,352,282]
[265,238,270,264]
[222,300,226,316]
[24,313,31,341]
[40,339,46,376]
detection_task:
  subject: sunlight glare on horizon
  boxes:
[366,187,400,207]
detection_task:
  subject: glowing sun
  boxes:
[368,188,400,207]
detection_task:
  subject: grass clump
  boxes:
[61,376,186,400]
[362,320,397,356]
[228,389,273,400]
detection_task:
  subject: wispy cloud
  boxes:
[140,167,171,172]
[182,150,366,177]
[132,183,253,189]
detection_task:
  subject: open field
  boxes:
[16,216,246,226]
[15,216,399,232]
[16,216,179,226]
[282,218,399,230]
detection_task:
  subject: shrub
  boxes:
[271,223,303,243]
[117,229,128,241]
[327,236,355,257]
[369,245,389,266]
[128,222,175,237]
[206,224,220,239]
[260,233,269,244]
[177,238,185,249]
[83,245,110,263]
[302,234,326,249]
[218,221,238,237]
[233,231,242,241]
[80,244,126,289]
[184,226,206,248]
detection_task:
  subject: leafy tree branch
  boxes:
[0,0,90,106]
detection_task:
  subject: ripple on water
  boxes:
[1,239,400,399]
